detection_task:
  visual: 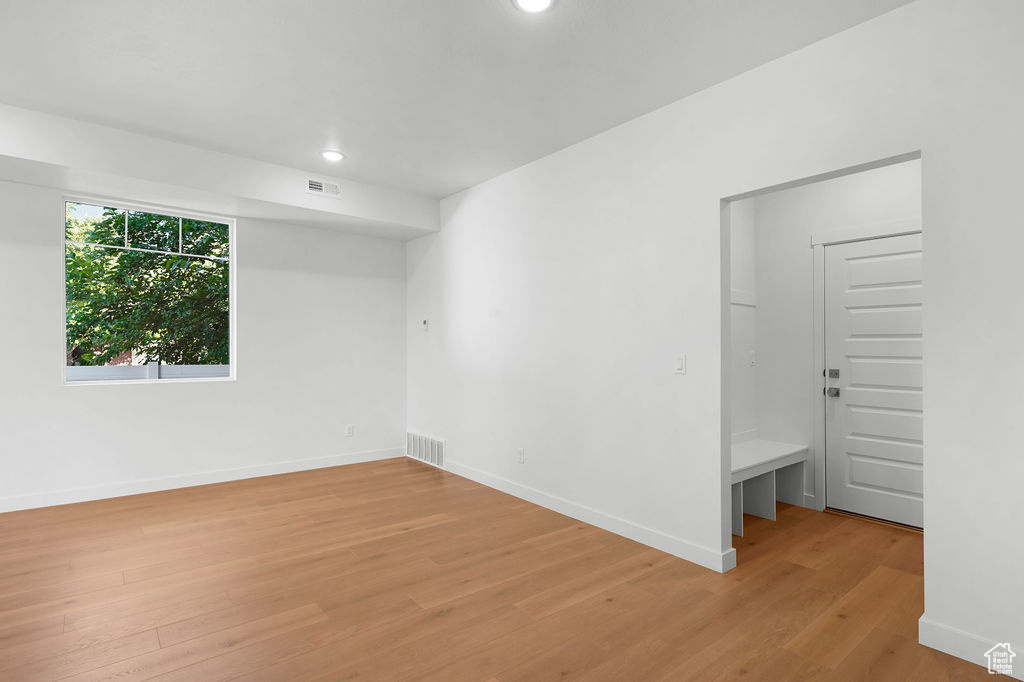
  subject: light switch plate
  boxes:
[675,355,687,374]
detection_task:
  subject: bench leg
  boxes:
[742,471,776,521]
[775,461,804,506]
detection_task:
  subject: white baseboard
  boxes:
[442,459,736,573]
[919,615,1020,679]
[0,447,404,514]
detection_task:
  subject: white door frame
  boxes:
[809,218,922,511]
[719,150,922,561]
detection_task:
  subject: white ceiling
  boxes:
[0,0,912,198]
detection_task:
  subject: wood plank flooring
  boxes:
[0,457,987,681]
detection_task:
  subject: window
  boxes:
[64,200,234,383]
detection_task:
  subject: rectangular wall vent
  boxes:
[407,432,445,468]
[306,178,341,197]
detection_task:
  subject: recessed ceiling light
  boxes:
[512,0,554,13]
[320,150,345,162]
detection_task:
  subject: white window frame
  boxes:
[61,195,238,386]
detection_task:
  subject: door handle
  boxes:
[825,387,840,398]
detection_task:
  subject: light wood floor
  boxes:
[0,457,987,681]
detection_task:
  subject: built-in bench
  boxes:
[731,439,808,536]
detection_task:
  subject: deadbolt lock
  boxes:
[828,369,840,379]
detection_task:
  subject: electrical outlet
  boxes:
[344,424,355,437]
[517,448,525,464]
[748,350,757,367]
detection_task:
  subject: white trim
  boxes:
[62,194,238,386]
[67,240,229,263]
[722,153,923,543]
[919,615,1020,680]
[58,195,69,388]
[0,447,403,514]
[65,364,231,383]
[730,288,757,307]
[723,151,922,203]
[443,458,737,573]
[65,193,237,226]
[810,217,921,246]
[228,212,238,382]
[719,200,735,562]
[62,376,235,388]
[811,243,827,511]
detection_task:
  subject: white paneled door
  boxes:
[825,233,923,528]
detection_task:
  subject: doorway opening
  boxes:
[720,153,923,554]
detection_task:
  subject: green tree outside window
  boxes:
[65,203,230,367]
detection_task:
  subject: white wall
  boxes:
[752,160,922,502]
[729,198,758,442]
[406,0,1024,670]
[0,102,439,239]
[0,181,407,511]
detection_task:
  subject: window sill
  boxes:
[63,376,236,387]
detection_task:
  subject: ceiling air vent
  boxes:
[306,178,341,197]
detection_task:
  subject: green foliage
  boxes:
[65,204,230,366]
